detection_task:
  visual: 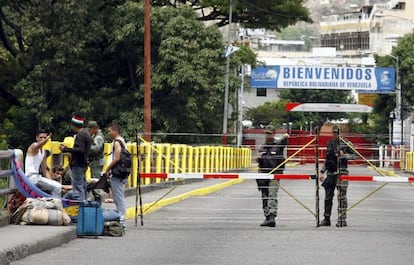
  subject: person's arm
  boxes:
[60,131,88,154]
[104,140,122,176]
[28,134,51,156]
[40,156,51,179]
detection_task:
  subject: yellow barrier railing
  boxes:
[406,152,414,172]
[44,137,252,189]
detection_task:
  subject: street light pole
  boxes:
[398,58,404,169]
[389,54,403,169]
[222,0,233,145]
[237,64,245,146]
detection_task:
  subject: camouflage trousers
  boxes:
[88,160,104,201]
[322,171,348,222]
[257,179,279,217]
[337,179,348,221]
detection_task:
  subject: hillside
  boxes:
[305,0,391,21]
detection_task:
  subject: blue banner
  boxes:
[251,65,395,92]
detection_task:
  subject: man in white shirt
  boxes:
[25,130,62,197]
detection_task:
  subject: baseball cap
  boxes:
[87,120,98,128]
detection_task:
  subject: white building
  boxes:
[320,1,414,56]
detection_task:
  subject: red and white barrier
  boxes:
[139,173,313,180]
[340,175,414,183]
[139,173,414,183]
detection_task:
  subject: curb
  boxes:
[0,227,77,265]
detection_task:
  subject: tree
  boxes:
[372,33,414,141]
[0,0,297,149]
[244,100,288,128]
[153,0,312,30]
[0,0,127,148]
[147,6,245,143]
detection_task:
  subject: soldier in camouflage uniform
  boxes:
[87,121,105,201]
[320,126,349,227]
[256,127,288,227]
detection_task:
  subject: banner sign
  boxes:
[251,65,395,92]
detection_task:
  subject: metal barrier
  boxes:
[39,137,253,189]
[0,150,16,197]
[0,150,16,226]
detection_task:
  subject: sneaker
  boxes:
[319,219,331,226]
[260,216,276,227]
[336,221,347,227]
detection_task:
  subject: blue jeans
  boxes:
[29,174,62,198]
[71,167,87,201]
[111,176,127,225]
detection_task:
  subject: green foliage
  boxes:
[153,0,312,30]
[0,0,309,147]
[371,33,414,141]
[272,22,319,50]
[244,100,288,128]
[151,7,227,143]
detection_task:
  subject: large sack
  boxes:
[11,198,71,226]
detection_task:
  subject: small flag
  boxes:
[224,45,240,57]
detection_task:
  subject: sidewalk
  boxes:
[0,178,242,265]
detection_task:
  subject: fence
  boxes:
[0,150,15,197]
[0,150,15,225]
[15,137,252,189]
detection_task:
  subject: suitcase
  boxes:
[77,201,104,238]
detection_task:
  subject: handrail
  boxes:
[0,150,18,225]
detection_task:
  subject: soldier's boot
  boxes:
[336,220,347,227]
[260,215,276,227]
[319,218,331,226]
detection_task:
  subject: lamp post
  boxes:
[237,64,245,146]
[388,54,403,168]
[222,0,233,145]
[389,111,395,145]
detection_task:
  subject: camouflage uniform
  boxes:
[89,129,105,179]
[88,128,105,201]
[257,135,287,227]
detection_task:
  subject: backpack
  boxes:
[111,139,132,179]
[325,140,338,172]
[102,221,124,237]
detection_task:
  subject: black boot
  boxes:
[336,220,347,227]
[260,215,276,227]
[319,218,331,226]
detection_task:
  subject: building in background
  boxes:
[320,1,414,56]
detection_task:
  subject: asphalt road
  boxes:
[10,166,414,265]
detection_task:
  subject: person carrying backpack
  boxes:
[104,121,129,232]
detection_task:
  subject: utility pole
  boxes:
[389,54,403,169]
[144,0,151,142]
[237,65,245,146]
[222,0,233,145]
